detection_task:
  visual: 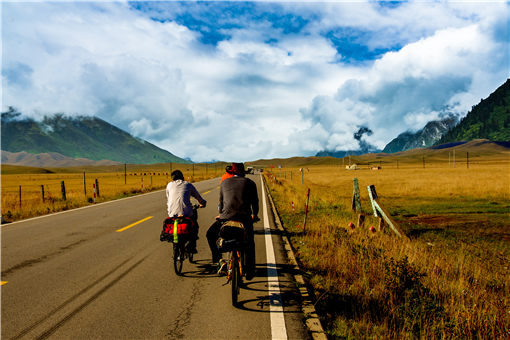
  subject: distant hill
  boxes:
[315,149,373,158]
[1,150,122,168]
[383,115,458,153]
[1,109,190,165]
[436,79,510,144]
[250,139,510,168]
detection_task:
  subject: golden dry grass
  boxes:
[265,154,509,339]
[1,164,222,222]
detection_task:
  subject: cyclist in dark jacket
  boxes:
[207,162,259,279]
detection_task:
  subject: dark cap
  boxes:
[231,162,245,176]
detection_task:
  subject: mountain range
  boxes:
[437,78,510,144]
[382,115,458,153]
[316,78,510,157]
[1,109,189,166]
[2,79,509,167]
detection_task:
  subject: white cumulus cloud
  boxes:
[2,1,508,161]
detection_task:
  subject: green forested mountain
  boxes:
[1,109,189,164]
[436,79,510,144]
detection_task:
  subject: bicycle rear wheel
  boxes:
[231,253,241,307]
[173,243,184,275]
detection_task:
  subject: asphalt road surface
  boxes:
[1,175,309,340]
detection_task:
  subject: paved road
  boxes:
[1,175,308,339]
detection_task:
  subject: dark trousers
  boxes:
[189,210,199,249]
[206,218,255,272]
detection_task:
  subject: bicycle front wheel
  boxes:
[173,244,184,275]
[231,254,241,307]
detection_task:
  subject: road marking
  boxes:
[2,177,223,229]
[202,190,211,195]
[1,281,7,286]
[116,216,153,232]
[261,175,288,340]
[1,189,164,228]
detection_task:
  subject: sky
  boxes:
[2,1,509,162]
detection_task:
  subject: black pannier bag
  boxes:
[216,221,246,252]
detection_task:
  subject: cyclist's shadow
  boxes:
[178,258,222,278]
[232,263,303,313]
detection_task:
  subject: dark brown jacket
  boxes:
[219,176,258,221]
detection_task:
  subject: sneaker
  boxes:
[217,259,228,276]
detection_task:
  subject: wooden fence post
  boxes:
[352,178,364,227]
[368,185,379,218]
[93,183,96,203]
[19,185,22,209]
[357,214,365,228]
[367,185,408,240]
[41,185,45,202]
[124,163,127,184]
[83,172,87,196]
[352,178,362,212]
[95,179,99,197]
[467,152,469,169]
[303,188,310,232]
[61,181,66,200]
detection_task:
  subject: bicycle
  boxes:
[228,247,244,306]
[216,220,253,307]
[161,205,201,276]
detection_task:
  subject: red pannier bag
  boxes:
[160,217,194,242]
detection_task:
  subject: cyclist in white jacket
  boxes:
[166,170,206,252]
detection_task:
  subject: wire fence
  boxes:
[1,168,220,222]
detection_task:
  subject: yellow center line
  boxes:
[116,216,153,232]
[202,190,211,195]
[1,281,7,286]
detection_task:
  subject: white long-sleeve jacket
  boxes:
[166,180,206,217]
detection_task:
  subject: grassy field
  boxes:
[1,162,226,222]
[2,141,509,338]
[264,150,509,339]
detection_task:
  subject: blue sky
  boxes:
[2,1,509,162]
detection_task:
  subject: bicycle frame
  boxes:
[228,250,243,280]
[227,249,244,307]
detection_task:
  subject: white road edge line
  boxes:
[261,175,288,340]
